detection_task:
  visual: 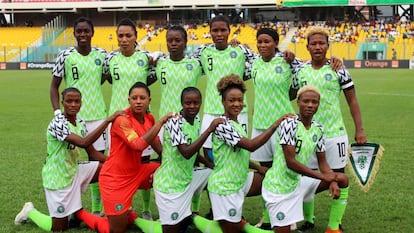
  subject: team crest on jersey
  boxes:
[115,203,123,212]
[186,64,193,70]
[275,66,283,74]
[95,59,102,66]
[228,208,237,216]
[137,59,145,66]
[312,134,317,142]
[81,129,86,137]
[229,51,238,58]
[57,205,65,213]
[276,212,285,220]
[325,73,333,81]
[171,212,179,220]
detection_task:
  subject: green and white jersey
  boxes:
[52,47,107,121]
[104,50,151,115]
[251,54,300,129]
[155,55,202,117]
[208,117,249,195]
[292,61,354,138]
[42,113,87,190]
[263,115,325,194]
[193,44,257,114]
[154,115,201,193]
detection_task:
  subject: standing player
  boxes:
[15,88,123,232]
[262,85,349,233]
[250,27,300,230]
[291,26,366,232]
[155,25,202,139]
[153,87,224,233]
[104,18,156,220]
[192,15,257,161]
[49,16,107,215]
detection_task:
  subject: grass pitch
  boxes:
[0,69,413,232]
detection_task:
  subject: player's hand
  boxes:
[328,181,341,199]
[257,165,269,176]
[330,56,344,71]
[229,38,241,47]
[322,172,337,183]
[107,110,127,122]
[274,113,295,128]
[282,50,295,64]
[207,118,226,133]
[355,129,367,145]
[161,112,179,124]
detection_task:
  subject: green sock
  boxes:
[191,194,201,213]
[134,217,162,233]
[27,209,52,231]
[303,199,315,224]
[261,197,270,224]
[328,187,349,230]
[244,223,273,233]
[192,215,223,233]
[90,182,102,214]
[141,189,151,212]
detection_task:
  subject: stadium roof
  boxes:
[0,0,278,13]
[282,0,414,7]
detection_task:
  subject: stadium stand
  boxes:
[0,27,42,62]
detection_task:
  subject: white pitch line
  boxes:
[366,92,414,97]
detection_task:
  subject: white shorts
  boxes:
[44,161,99,218]
[85,120,107,152]
[250,128,277,162]
[307,135,348,169]
[154,168,211,225]
[209,172,254,223]
[262,176,320,228]
[201,113,248,149]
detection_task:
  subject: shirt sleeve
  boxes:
[166,118,187,146]
[48,113,71,142]
[336,67,354,91]
[214,119,242,147]
[112,116,149,152]
[278,118,297,146]
[315,122,326,153]
[52,48,70,78]
[241,45,257,79]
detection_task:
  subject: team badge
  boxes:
[137,59,145,66]
[186,64,193,71]
[95,59,102,66]
[229,51,237,59]
[57,205,65,213]
[312,134,317,142]
[228,208,236,217]
[115,203,123,212]
[324,73,332,81]
[276,212,285,220]
[171,212,179,220]
[81,129,86,137]
[275,66,283,74]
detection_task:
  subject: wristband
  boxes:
[54,109,61,116]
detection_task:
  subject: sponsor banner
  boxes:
[26,62,55,70]
[344,60,410,69]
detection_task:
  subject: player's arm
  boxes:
[196,154,214,169]
[237,114,293,151]
[85,145,107,162]
[177,118,225,159]
[50,76,63,114]
[249,160,268,176]
[344,88,367,144]
[283,145,334,182]
[66,111,124,148]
